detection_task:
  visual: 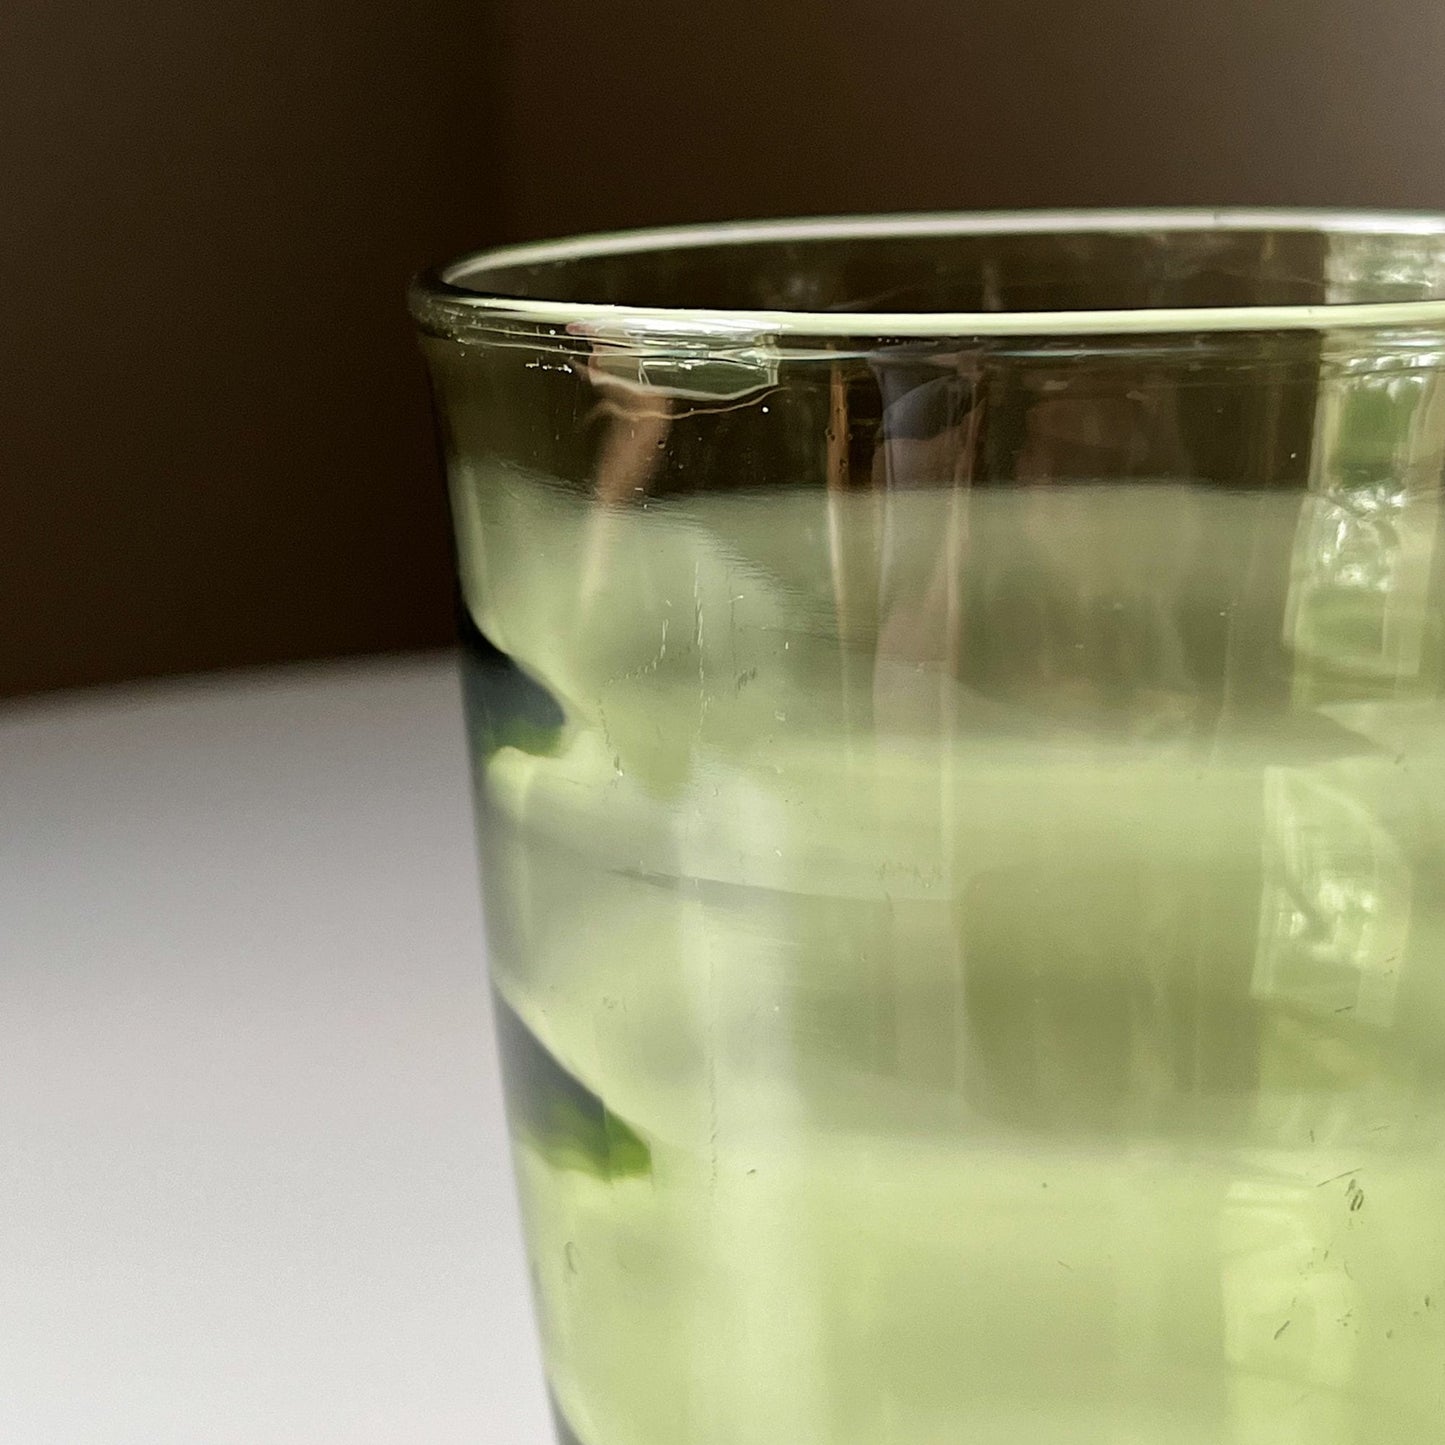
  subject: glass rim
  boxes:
[411,208,1445,342]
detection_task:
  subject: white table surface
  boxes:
[1,653,551,1444]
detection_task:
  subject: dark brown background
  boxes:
[7,0,1445,695]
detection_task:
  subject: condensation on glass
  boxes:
[412,213,1445,1445]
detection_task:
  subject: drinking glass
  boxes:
[411,212,1445,1445]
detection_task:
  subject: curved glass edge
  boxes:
[410,209,1445,349]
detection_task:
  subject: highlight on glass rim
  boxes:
[415,212,1445,1445]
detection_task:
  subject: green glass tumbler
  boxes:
[412,213,1445,1445]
